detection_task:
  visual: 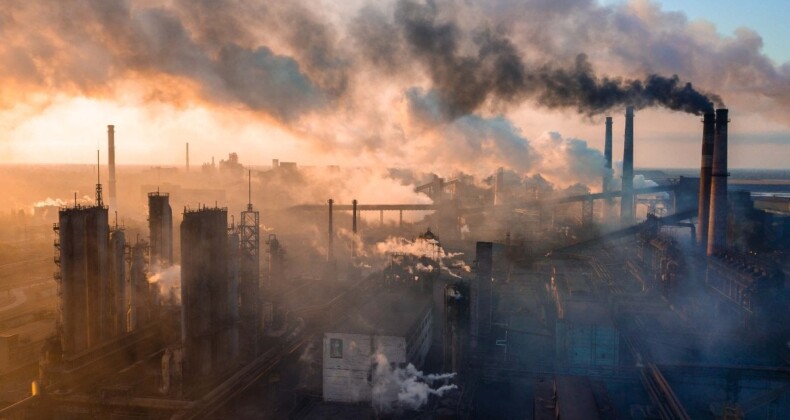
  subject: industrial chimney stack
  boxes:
[620,106,635,225]
[603,116,613,193]
[107,125,117,210]
[351,199,358,261]
[697,113,715,252]
[327,199,334,263]
[706,109,729,256]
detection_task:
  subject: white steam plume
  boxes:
[371,353,457,414]
[147,264,181,304]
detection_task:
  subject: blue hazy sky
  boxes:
[602,0,790,64]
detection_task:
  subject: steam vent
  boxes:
[1,2,789,419]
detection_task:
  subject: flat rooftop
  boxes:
[330,288,431,337]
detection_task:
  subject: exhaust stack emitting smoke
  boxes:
[10,0,790,193]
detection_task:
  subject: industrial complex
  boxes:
[0,106,788,420]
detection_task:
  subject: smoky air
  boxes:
[0,1,789,419]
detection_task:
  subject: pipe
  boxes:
[621,106,635,225]
[706,109,729,256]
[327,199,334,263]
[697,113,715,252]
[603,116,613,192]
[108,125,117,209]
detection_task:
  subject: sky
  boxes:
[603,0,790,64]
[0,0,788,178]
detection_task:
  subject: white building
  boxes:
[323,289,432,403]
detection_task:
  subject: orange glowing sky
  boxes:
[0,0,788,171]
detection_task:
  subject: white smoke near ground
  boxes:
[297,340,320,389]
[147,264,181,304]
[371,353,457,414]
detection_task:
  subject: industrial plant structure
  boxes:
[322,289,432,404]
[180,206,239,379]
[1,109,789,419]
[148,191,173,266]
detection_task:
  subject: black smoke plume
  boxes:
[391,0,722,119]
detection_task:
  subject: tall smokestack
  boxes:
[603,116,613,192]
[707,109,729,256]
[620,106,635,225]
[107,125,117,210]
[351,199,357,260]
[352,199,357,234]
[697,113,715,252]
[327,199,334,263]
[186,142,190,172]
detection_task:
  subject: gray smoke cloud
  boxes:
[0,0,330,120]
[406,88,608,188]
[2,0,790,179]
[4,0,790,125]
[385,0,722,118]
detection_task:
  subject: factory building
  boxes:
[55,204,110,355]
[180,207,239,379]
[148,191,173,266]
[108,228,126,336]
[322,289,432,403]
[227,229,241,362]
[128,240,151,331]
[705,251,785,328]
[550,261,619,374]
[470,242,493,352]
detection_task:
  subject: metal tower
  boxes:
[239,170,260,359]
